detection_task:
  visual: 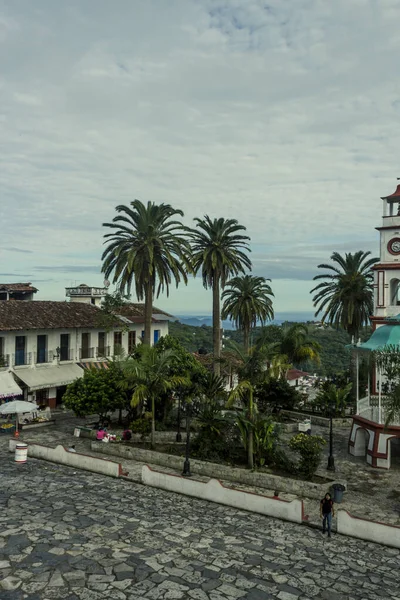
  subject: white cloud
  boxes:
[0,0,398,314]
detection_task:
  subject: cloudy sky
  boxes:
[1,0,399,315]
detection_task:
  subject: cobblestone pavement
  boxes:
[1,455,400,600]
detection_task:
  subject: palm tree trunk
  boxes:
[248,430,254,469]
[213,275,221,375]
[144,281,153,346]
[243,325,250,354]
[151,395,155,449]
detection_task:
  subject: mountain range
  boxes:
[175,312,316,330]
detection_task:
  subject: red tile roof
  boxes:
[381,184,400,201]
[286,369,309,381]
[118,303,174,320]
[0,282,38,293]
[0,301,122,331]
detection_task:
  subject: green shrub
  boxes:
[130,416,151,438]
[289,433,326,479]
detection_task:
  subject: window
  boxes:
[81,332,91,359]
[98,332,106,356]
[37,335,47,364]
[128,331,136,354]
[390,278,400,306]
[91,298,96,305]
[15,336,26,366]
[60,333,70,361]
[0,337,4,359]
[154,330,161,344]
[114,331,122,354]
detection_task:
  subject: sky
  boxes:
[1,0,399,315]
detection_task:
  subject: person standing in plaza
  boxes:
[320,492,334,537]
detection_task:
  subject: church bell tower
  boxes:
[372,181,400,325]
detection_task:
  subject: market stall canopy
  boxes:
[15,363,84,391]
[0,371,23,399]
[0,400,36,414]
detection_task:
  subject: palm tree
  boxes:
[122,347,187,448]
[101,200,190,345]
[227,380,257,469]
[221,275,274,354]
[186,216,251,375]
[311,251,378,338]
[256,324,320,375]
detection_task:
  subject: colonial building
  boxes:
[349,181,400,468]
[0,283,173,408]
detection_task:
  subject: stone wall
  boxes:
[338,509,400,549]
[281,410,352,428]
[142,466,304,523]
[90,442,343,499]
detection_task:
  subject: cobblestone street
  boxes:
[1,454,400,600]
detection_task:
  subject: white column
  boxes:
[356,351,359,411]
[367,360,370,403]
[378,369,382,423]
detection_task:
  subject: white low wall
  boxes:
[142,465,304,524]
[338,510,400,549]
[26,444,123,478]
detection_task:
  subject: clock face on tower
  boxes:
[388,238,400,255]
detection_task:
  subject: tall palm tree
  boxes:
[122,347,187,448]
[311,251,378,338]
[187,216,251,375]
[227,380,257,469]
[221,275,274,354]
[101,200,190,345]
[256,324,320,374]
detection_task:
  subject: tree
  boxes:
[186,216,251,375]
[221,275,274,354]
[255,378,302,413]
[227,380,257,469]
[315,382,352,417]
[101,200,190,346]
[122,347,187,448]
[289,433,326,478]
[63,366,127,420]
[311,251,378,339]
[269,324,321,367]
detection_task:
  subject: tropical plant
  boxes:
[289,433,326,478]
[255,377,302,413]
[101,200,190,345]
[311,251,378,338]
[122,347,188,448]
[186,216,251,375]
[315,382,352,417]
[227,380,258,469]
[221,275,274,353]
[384,384,400,428]
[271,324,321,367]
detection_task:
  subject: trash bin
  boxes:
[15,443,28,464]
[332,483,345,503]
[74,428,81,438]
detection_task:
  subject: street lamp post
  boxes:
[182,403,191,477]
[327,402,335,471]
[176,396,182,443]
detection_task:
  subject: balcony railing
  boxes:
[79,347,94,360]
[35,350,53,364]
[13,352,32,367]
[357,395,400,426]
[59,348,73,362]
[0,354,10,368]
[96,346,110,358]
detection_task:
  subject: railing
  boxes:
[59,348,73,362]
[13,352,32,367]
[35,350,53,364]
[0,354,10,368]
[96,346,110,358]
[79,347,94,360]
[357,395,400,426]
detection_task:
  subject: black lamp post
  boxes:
[327,402,335,471]
[176,396,182,443]
[182,403,191,477]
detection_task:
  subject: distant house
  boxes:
[286,369,310,387]
[0,283,38,301]
[0,283,173,408]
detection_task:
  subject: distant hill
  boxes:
[168,320,371,376]
[175,312,315,330]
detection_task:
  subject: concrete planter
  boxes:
[281,410,352,428]
[20,420,55,430]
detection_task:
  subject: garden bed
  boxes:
[90,441,345,500]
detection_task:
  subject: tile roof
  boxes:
[286,368,310,381]
[118,303,175,320]
[0,301,123,332]
[0,282,38,293]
